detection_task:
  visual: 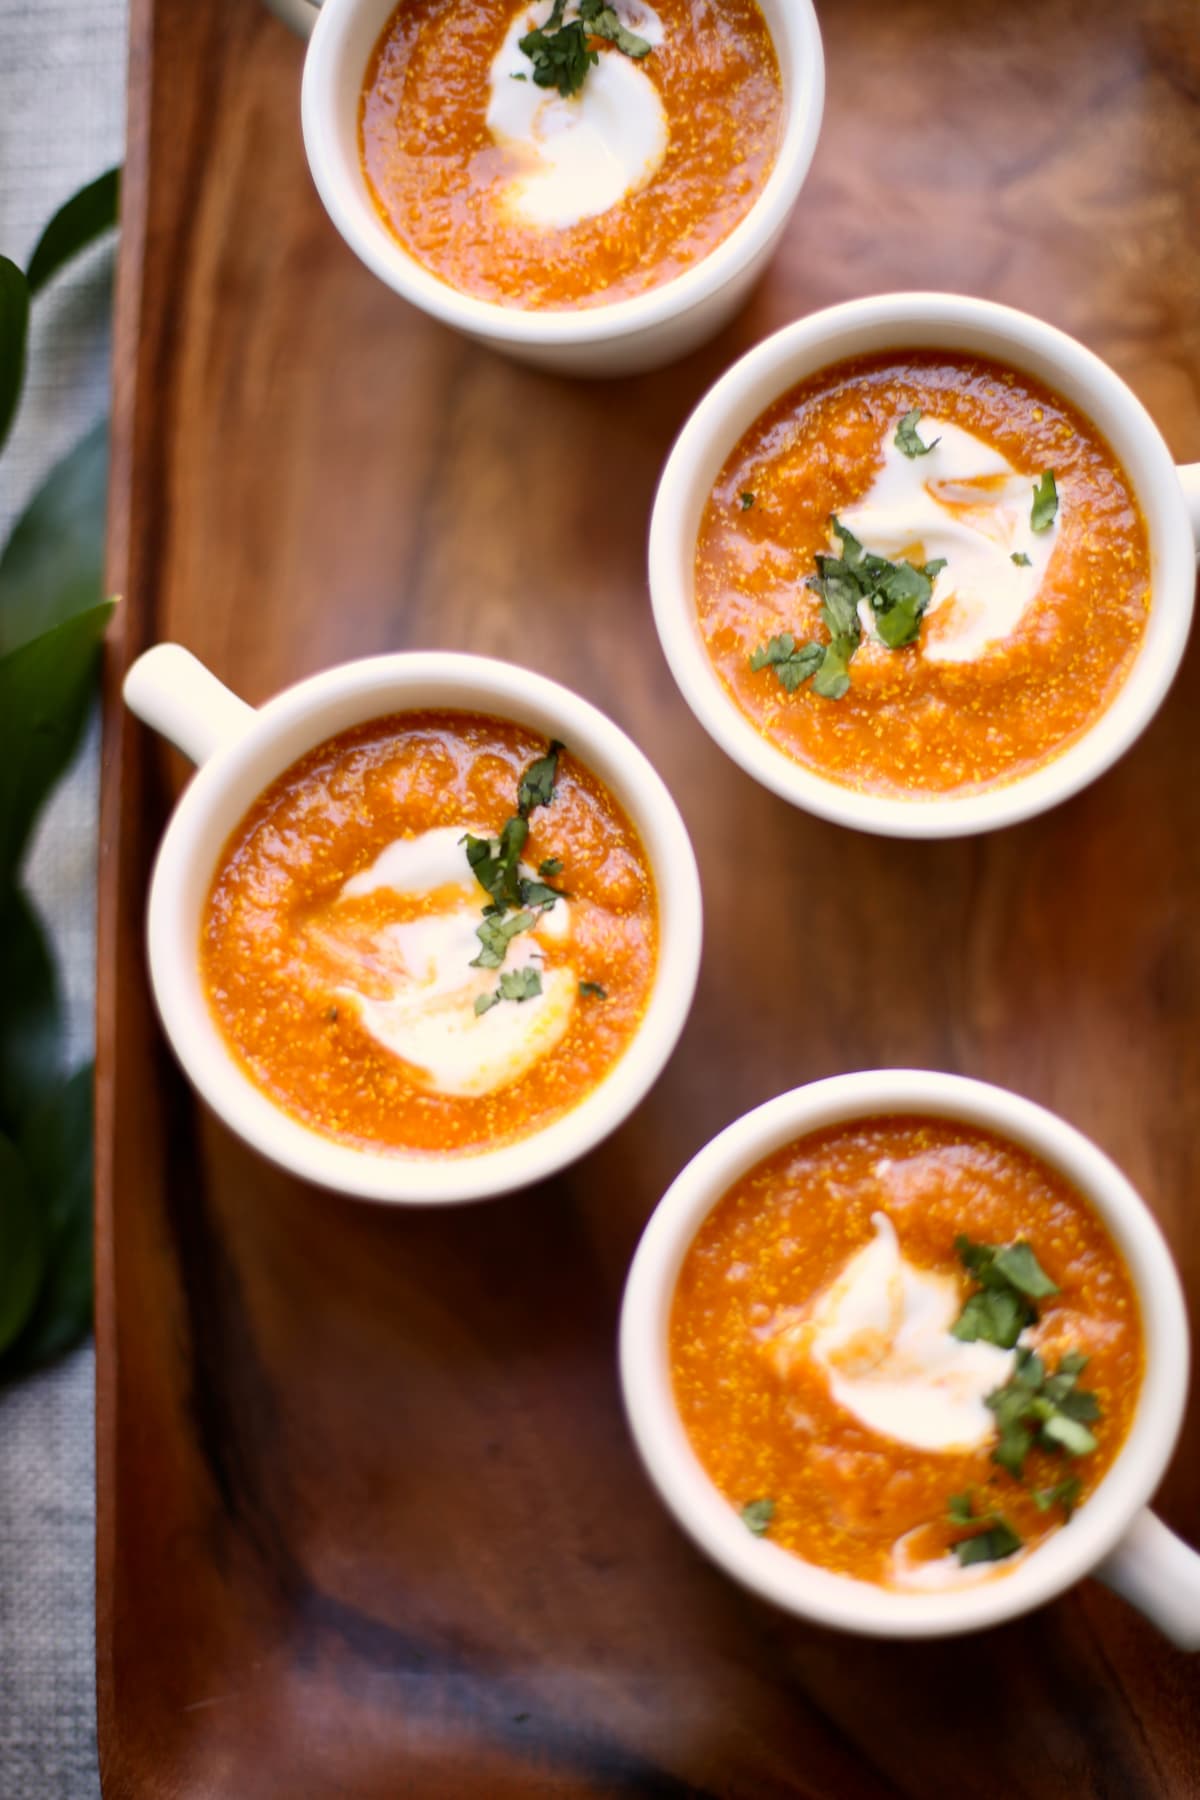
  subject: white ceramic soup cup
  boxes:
[123,645,703,1205]
[649,292,1200,836]
[261,0,824,377]
[620,1070,1200,1646]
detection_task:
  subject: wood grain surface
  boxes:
[97,0,1200,1793]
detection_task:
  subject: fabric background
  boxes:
[0,3,129,1795]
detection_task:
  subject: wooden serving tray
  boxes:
[98,0,1200,1792]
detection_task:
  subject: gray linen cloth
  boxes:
[0,2,129,1794]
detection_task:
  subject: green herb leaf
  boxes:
[519,878,566,910]
[1011,551,1032,567]
[498,966,543,1003]
[0,1134,47,1357]
[748,633,825,694]
[951,1286,1028,1350]
[871,559,937,649]
[0,417,108,655]
[0,887,63,1135]
[519,1,598,97]
[3,1066,93,1372]
[947,1491,977,1524]
[474,990,500,1017]
[740,491,755,510]
[471,908,537,970]
[954,1518,1022,1566]
[992,1241,1059,1299]
[538,857,563,878]
[740,1498,775,1536]
[0,599,115,875]
[1034,1477,1082,1517]
[26,167,120,296]
[1041,1412,1099,1457]
[810,640,854,699]
[0,256,30,459]
[1031,469,1058,532]
[463,816,528,914]
[578,980,606,999]
[579,0,652,58]
[518,740,564,817]
[895,408,940,458]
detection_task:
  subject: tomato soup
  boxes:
[671,1117,1143,1588]
[201,713,657,1155]
[359,0,783,310]
[694,351,1151,797]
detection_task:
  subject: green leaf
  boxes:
[0,1134,47,1356]
[0,256,30,458]
[1041,1412,1098,1457]
[947,1491,976,1524]
[1011,551,1032,567]
[26,167,120,296]
[954,1518,1022,1566]
[748,633,824,694]
[1034,1477,1082,1517]
[519,878,565,910]
[0,886,63,1133]
[580,0,652,57]
[951,1286,1027,1349]
[464,817,528,914]
[810,641,853,700]
[740,1498,774,1536]
[4,1066,93,1371]
[538,857,563,878]
[579,980,606,999]
[475,990,500,1017]
[992,1241,1059,1299]
[1031,469,1058,532]
[519,2,598,96]
[0,417,108,654]
[498,966,542,1003]
[739,491,755,510]
[894,408,940,458]
[471,908,537,970]
[0,599,115,875]
[871,561,936,648]
[518,741,564,817]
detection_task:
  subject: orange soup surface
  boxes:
[359,0,783,309]
[695,352,1151,796]
[671,1117,1143,1587]
[202,712,658,1155]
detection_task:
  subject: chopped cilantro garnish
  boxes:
[740,491,756,510]
[894,407,940,458]
[951,1235,1058,1348]
[462,742,568,995]
[740,1498,775,1536]
[518,0,651,99]
[538,856,563,878]
[518,739,564,817]
[578,980,607,999]
[1031,469,1058,532]
[1011,551,1032,567]
[499,967,542,1002]
[471,908,537,971]
[954,1518,1023,1566]
[986,1347,1101,1479]
[1033,1476,1082,1517]
[749,514,946,700]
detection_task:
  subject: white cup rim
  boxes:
[299,0,825,349]
[138,650,703,1205]
[648,292,1197,838]
[618,1070,1189,1637]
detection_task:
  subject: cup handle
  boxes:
[1180,462,1200,549]
[1095,1508,1200,1650]
[123,644,257,768]
[261,0,323,38]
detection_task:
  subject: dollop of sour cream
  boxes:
[837,419,1062,663]
[312,827,576,1098]
[487,1,668,230]
[775,1213,1016,1453]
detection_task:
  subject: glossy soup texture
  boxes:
[671,1118,1143,1586]
[201,712,658,1155]
[359,0,783,309]
[694,352,1151,796]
